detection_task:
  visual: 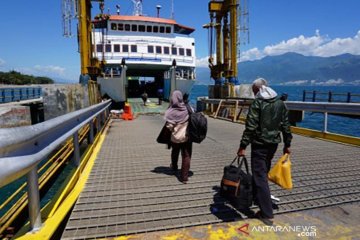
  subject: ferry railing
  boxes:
[302,90,360,103]
[199,98,360,135]
[285,101,360,133]
[0,99,111,232]
[102,53,194,64]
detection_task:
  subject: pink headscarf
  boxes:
[164,90,189,124]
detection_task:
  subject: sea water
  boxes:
[189,85,360,138]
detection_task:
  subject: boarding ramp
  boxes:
[62,114,360,239]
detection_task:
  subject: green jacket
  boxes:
[240,97,292,149]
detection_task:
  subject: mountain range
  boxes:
[196,53,360,86]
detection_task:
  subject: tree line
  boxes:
[0,71,54,85]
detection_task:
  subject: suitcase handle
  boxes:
[230,156,250,174]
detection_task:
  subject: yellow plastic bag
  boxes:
[268,154,293,189]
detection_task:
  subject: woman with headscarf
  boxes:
[164,90,192,184]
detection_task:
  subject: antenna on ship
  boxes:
[131,0,143,16]
[116,5,120,15]
[61,0,78,37]
[171,0,174,19]
[156,5,162,18]
[238,0,250,60]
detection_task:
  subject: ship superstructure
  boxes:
[92,1,196,101]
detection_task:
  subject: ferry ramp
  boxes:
[62,114,360,239]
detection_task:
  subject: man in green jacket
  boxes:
[238,78,292,225]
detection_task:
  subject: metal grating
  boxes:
[62,115,360,239]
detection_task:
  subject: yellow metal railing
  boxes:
[0,125,90,237]
[290,127,360,147]
[14,117,110,239]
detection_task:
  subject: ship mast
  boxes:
[171,0,174,19]
[131,0,143,16]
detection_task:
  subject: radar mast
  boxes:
[131,0,143,16]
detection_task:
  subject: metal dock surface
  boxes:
[62,115,360,239]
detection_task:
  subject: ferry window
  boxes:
[153,26,159,33]
[125,24,130,31]
[171,47,177,55]
[148,45,154,53]
[146,25,152,32]
[131,45,137,52]
[105,44,112,52]
[159,26,165,33]
[118,24,124,31]
[114,44,120,52]
[111,23,117,30]
[179,48,185,56]
[166,27,171,33]
[123,44,129,52]
[156,46,162,54]
[96,44,103,52]
[139,25,145,32]
[186,49,192,56]
[164,47,170,54]
[131,24,138,32]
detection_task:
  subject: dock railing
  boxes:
[0,100,111,232]
[198,98,360,143]
[302,90,360,103]
[285,101,360,133]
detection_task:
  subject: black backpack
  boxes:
[186,104,207,143]
[220,156,253,208]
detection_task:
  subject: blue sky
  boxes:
[0,0,360,82]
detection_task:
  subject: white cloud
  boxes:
[314,78,345,86]
[196,56,210,67]
[0,58,77,82]
[279,79,349,86]
[33,65,66,76]
[281,80,309,86]
[197,29,360,67]
[313,30,360,57]
[12,65,78,82]
[263,30,327,57]
[16,65,66,78]
[240,30,360,61]
[240,47,263,62]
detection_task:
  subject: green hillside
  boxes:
[0,71,54,85]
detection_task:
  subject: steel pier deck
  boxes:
[62,115,360,239]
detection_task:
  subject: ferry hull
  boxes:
[98,77,126,102]
[98,77,195,102]
[164,78,195,100]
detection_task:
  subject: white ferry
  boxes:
[93,1,196,102]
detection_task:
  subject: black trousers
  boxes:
[251,143,278,218]
[171,141,192,181]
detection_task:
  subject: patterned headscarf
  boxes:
[164,90,189,124]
